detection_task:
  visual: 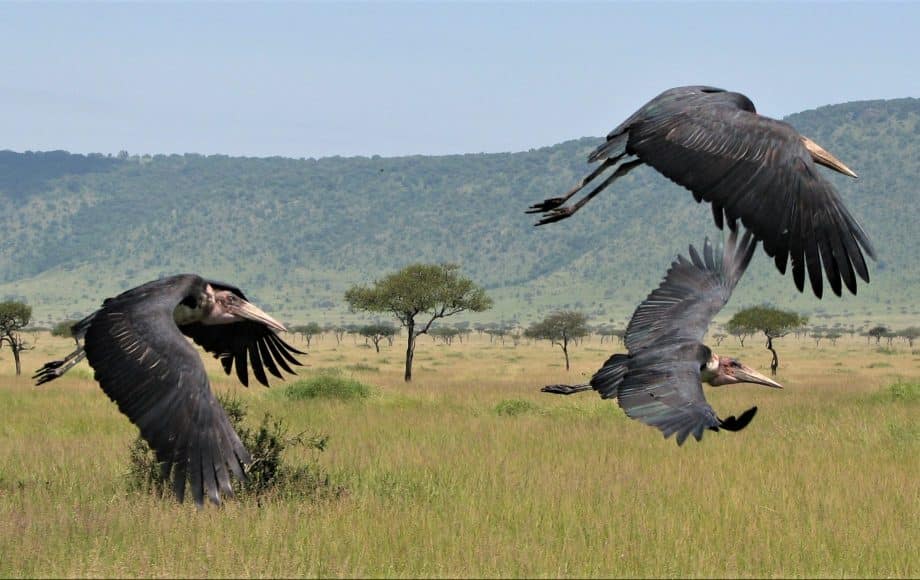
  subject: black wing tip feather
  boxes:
[716,406,758,432]
[668,405,758,446]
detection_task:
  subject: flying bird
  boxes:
[527,85,875,298]
[34,274,305,506]
[542,231,782,445]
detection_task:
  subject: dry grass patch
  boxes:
[0,332,917,577]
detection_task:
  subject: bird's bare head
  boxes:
[801,136,858,178]
[704,354,783,389]
[204,285,287,332]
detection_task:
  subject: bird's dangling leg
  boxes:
[33,345,87,386]
[535,158,643,226]
[540,383,592,395]
[526,156,622,215]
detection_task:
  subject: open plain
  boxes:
[1,330,917,577]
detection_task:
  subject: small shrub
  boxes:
[282,372,373,401]
[866,362,893,369]
[885,380,920,403]
[127,394,343,502]
[876,347,899,355]
[495,399,540,416]
[887,421,919,445]
[344,362,379,373]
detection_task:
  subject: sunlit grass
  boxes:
[1,333,917,577]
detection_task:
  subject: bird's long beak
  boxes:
[232,300,288,333]
[801,136,858,178]
[734,364,783,389]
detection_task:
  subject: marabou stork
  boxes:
[528,85,875,298]
[542,231,781,445]
[34,274,305,506]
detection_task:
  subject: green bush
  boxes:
[885,380,919,402]
[344,362,380,373]
[495,399,540,416]
[127,394,343,502]
[282,371,373,401]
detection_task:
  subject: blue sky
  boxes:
[2,2,917,158]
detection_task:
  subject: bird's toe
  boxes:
[526,197,567,213]
[535,208,573,226]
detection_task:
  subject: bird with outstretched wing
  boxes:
[529,85,875,298]
[542,231,781,445]
[34,274,305,506]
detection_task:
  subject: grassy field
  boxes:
[1,330,917,578]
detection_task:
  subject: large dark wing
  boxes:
[180,321,304,387]
[82,276,249,506]
[595,343,719,445]
[625,230,755,352]
[627,99,874,298]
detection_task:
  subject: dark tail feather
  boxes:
[590,353,630,399]
[540,383,592,395]
[714,406,758,432]
[587,132,628,163]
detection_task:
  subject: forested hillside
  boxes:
[1,98,917,327]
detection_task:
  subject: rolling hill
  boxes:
[1,97,917,329]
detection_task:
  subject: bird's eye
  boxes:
[180,296,197,308]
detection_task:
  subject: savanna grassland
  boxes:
[1,330,917,578]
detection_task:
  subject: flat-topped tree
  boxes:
[0,301,34,376]
[291,322,323,347]
[899,327,919,348]
[359,323,398,353]
[525,311,589,371]
[51,319,80,346]
[728,305,808,376]
[867,325,888,345]
[345,263,492,381]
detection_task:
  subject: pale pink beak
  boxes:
[802,136,858,178]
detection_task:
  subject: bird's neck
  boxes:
[173,303,206,326]
[700,355,720,385]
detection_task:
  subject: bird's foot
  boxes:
[33,360,64,386]
[534,206,574,226]
[526,197,567,214]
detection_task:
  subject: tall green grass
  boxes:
[0,333,917,577]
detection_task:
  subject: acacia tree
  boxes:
[331,326,347,345]
[429,326,460,345]
[0,301,34,376]
[882,331,896,347]
[51,319,80,346]
[344,263,492,381]
[359,323,398,353]
[291,322,323,348]
[726,318,752,347]
[867,325,888,345]
[525,311,589,371]
[728,305,808,376]
[899,327,919,348]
